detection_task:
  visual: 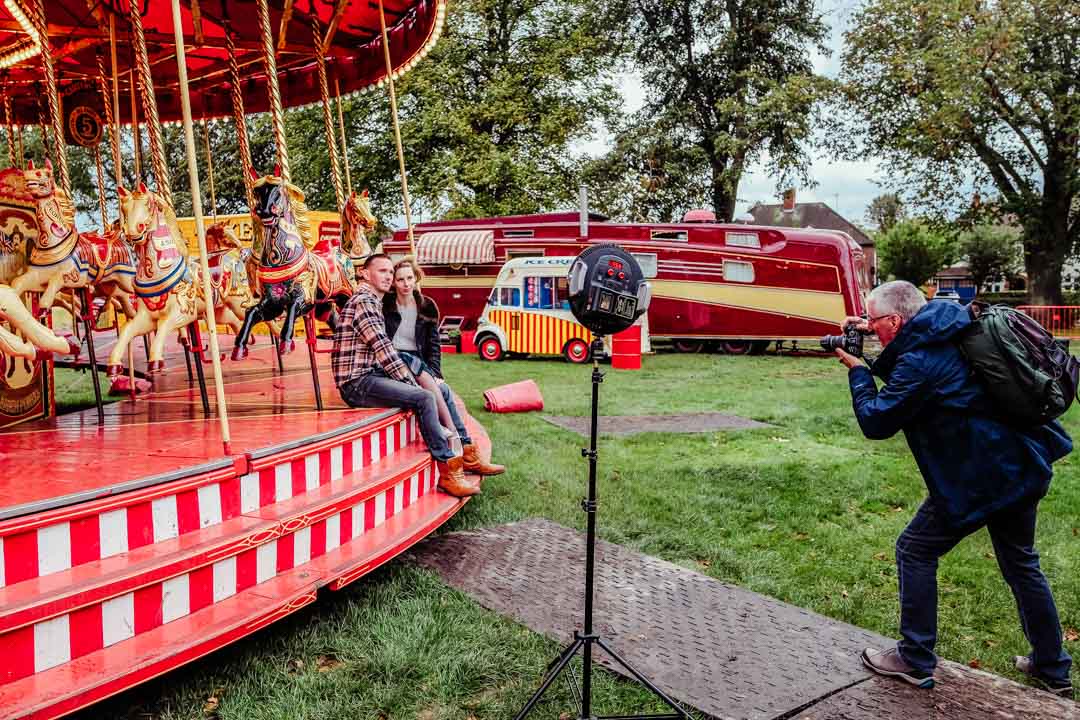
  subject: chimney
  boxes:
[782,188,796,213]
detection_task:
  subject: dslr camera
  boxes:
[821,320,870,357]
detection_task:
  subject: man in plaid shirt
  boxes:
[333,254,478,497]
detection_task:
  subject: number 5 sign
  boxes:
[67,106,103,147]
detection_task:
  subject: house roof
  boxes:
[748,203,874,247]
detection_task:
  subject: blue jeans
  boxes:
[339,370,454,462]
[896,498,1071,683]
[435,381,473,447]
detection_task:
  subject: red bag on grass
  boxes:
[483,379,544,413]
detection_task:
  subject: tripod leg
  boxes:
[594,638,690,718]
[513,636,586,720]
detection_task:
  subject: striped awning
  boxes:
[416,230,496,265]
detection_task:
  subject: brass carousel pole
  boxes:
[129,69,141,180]
[312,15,344,213]
[202,119,218,220]
[224,23,257,212]
[168,0,233,454]
[129,0,171,204]
[378,0,415,256]
[334,77,352,196]
[255,0,290,184]
[29,0,70,195]
[3,91,16,168]
[108,15,123,196]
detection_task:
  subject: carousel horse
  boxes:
[105,183,209,378]
[340,189,378,277]
[7,160,136,319]
[204,223,255,334]
[0,283,77,360]
[231,167,355,360]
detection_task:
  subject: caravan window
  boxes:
[723,260,755,283]
[498,287,521,307]
[726,232,761,248]
[650,229,688,242]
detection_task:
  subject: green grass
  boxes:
[72,352,1079,718]
[53,368,118,414]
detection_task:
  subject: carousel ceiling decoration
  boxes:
[0,0,445,125]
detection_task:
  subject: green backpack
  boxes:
[957,303,1079,428]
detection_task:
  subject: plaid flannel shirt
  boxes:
[332,284,416,389]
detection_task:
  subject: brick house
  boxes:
[747,190,877,285]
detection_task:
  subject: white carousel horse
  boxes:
[0,284,77,359]
[7,160,136,319]
[106,184,210,377]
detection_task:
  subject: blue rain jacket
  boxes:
[848,300,1072,528]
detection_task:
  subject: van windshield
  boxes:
[523,276,571,310]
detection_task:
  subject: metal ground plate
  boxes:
[410,519,1074,720]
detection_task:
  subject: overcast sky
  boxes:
[580,0,882,227]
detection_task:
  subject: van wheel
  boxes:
[563,338,591,363]
[673,340,704,353]
[478,337,504,361]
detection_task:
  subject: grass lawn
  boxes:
[70,352,1079,719]
[52,368,117,415]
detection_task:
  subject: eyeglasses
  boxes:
[868,313,898,326]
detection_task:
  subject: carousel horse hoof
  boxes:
[147,359,166,374]
[231,345,248,361]
[278,339,296,356]
[65,337,81,357]
[106,363,123,379]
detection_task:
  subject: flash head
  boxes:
[567,244,651,336]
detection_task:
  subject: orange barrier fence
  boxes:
[1017,306,1080,339]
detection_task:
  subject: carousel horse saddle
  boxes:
[311,251,346,298]
[76,232,132,271]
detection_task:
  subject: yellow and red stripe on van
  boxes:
[487,309,591,355]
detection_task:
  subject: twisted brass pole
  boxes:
[129,68,141,181]
[94,146,108,228]
[313,15,344,213]
[3,92,15,168]
[224,25,257,211]
[202,119,218,219]
[130,0,172,204]
[255,0,290,185]
[335,77,352,196]
[30,0,70,195]
[96,51,121,212]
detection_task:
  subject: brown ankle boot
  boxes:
[462,444,505,476]
[436,456,480,497]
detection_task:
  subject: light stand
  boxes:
[514,336,690,720]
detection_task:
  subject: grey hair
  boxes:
[868,281,926,322]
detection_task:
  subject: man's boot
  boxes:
[436,456,480,497]
[462,444,505,476]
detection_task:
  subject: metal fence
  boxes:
[1017,306,1080,339]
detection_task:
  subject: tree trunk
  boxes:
[710,160,737,222]
[1023,222,1067,305]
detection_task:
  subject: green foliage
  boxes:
[834,0,1080,304]
[392,0,623,219]
[602,0,831,220]
[960,224,1023,289]
[865,193,904,232]
[877,220,958,287]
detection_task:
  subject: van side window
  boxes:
[723,260,755,283]
[555,277,571,309]
[524,277,556,309]
[650,229,688,242]
[499,287,520,307]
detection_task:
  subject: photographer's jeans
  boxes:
[340,370,455,462]
[896,499,1072,683]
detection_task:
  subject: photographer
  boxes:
[834,281,1072,697]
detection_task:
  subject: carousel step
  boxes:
[306,485,464,592]
[0,448,431,636]
[0,566,320,720]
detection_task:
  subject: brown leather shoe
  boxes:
[436,456,480,497]
[462,443,505,476]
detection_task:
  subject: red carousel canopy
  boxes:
[0,0,444,130]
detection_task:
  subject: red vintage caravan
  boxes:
[384,212,871,352]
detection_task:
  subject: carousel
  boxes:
[0,2,484,717]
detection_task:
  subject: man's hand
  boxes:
[843,315,870,333]
[836,348,867,370]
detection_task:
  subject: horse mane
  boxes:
[53,188,76,230]
[284,183,313,250]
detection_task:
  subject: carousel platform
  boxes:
[0,334,488,719]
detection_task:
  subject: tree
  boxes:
[581,117,711,222]
[960,224,1022,290]
[603,0,830,221]
[835,0,1080,304]
[389,0,624,219]
[877,220,957,287]
[866,193,904,232]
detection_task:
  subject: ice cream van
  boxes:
[474,257,606,362]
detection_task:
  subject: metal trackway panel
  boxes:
[410,518,888,720]
[410,519,1074,720]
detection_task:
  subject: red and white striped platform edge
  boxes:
[0,409,486,719]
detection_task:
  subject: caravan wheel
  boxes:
[563,338,591,364]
